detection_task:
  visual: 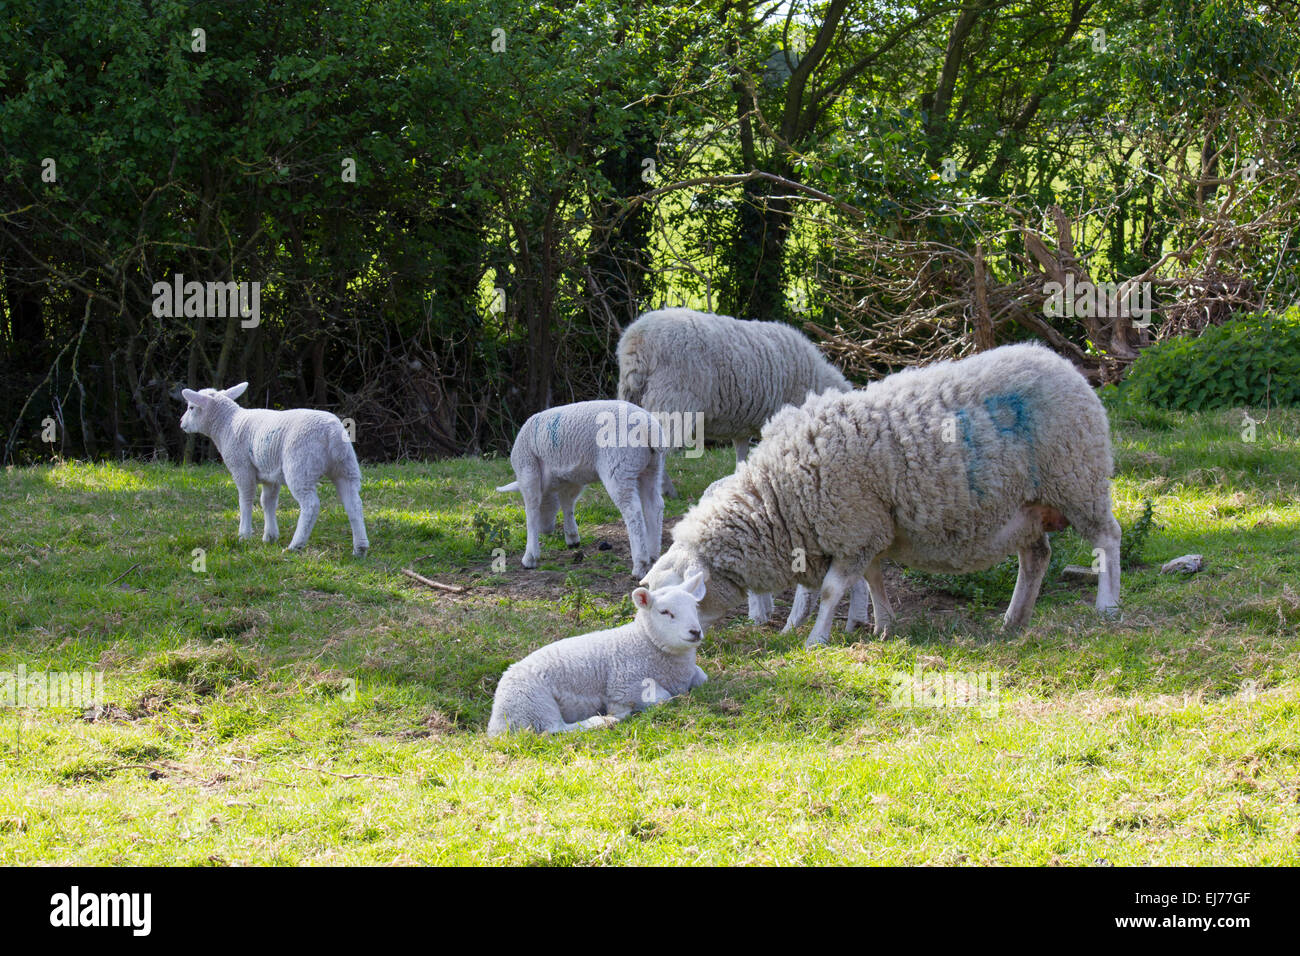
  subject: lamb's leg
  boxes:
[233,472,257,540]
[539,489,561,535]
[659,453,678,499]
[734,437,750,463]
[260,483,280,543]
[845,578,872,634]
[1095,520,1122,616]
[781,585,815,633]
[284,480,321,552]
[334,475,369,556]
[785,578,867,635]
[607,481,650,577]
[559,702,633,732]
[806,560,859,647]
[1004,533,1051,630]
[865,558,894,636]
[517,468,545,568]
[555,482,583,547]
[638,466,663,562]
[560,714,624,732]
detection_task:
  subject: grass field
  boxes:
[2,403,1299,865]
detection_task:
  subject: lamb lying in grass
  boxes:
[497,400,664,577]
[487,573,709,735]
[179,382,369,555]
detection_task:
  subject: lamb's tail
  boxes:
[330,418,362,480]
[496,481,520,493]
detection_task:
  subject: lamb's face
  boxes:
[179,382,249,434]
[179,388,217,434]
[642,544,742,627]
[632,572,707,652]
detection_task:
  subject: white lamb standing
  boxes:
[497,400,664,577]
[179,383,369,555]
[616,307,850,498]
[643,343,1121,646]
[487,573,709,735]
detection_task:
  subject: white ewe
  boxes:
[617,308,849,496]
[644,344,1121,645]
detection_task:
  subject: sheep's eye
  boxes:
[660,609,673,617]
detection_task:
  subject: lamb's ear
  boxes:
[631,587,653,610]
[223,382,249,401]
[181,389,206,406]
[681,571,707,602]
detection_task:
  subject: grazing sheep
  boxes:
[178,382,369,555]
[617,308,850,496]
[643,343,1121,645]
[497,400,664,577]
[487,573,709,735]
[702,473,870,634]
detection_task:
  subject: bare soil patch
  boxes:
[409,518,968,629]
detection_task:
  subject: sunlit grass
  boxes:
[0,407,1298,864]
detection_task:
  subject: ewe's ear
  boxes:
[223,382,249,401]
[682,571,707,602]
[181,389,206,406]
[631,587,652,610]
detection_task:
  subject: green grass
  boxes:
[2,406,1299,864]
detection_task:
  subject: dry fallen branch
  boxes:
[292,763,399,781]
[401,569,469,594]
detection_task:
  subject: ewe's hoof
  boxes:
[353,546,369,558]
[263,534,278,544]
[521,555,538,569]
[283,544,305,554]
[565,536,582,548]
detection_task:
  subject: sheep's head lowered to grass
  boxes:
[179,382,248,436]
[642,543,746,628]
